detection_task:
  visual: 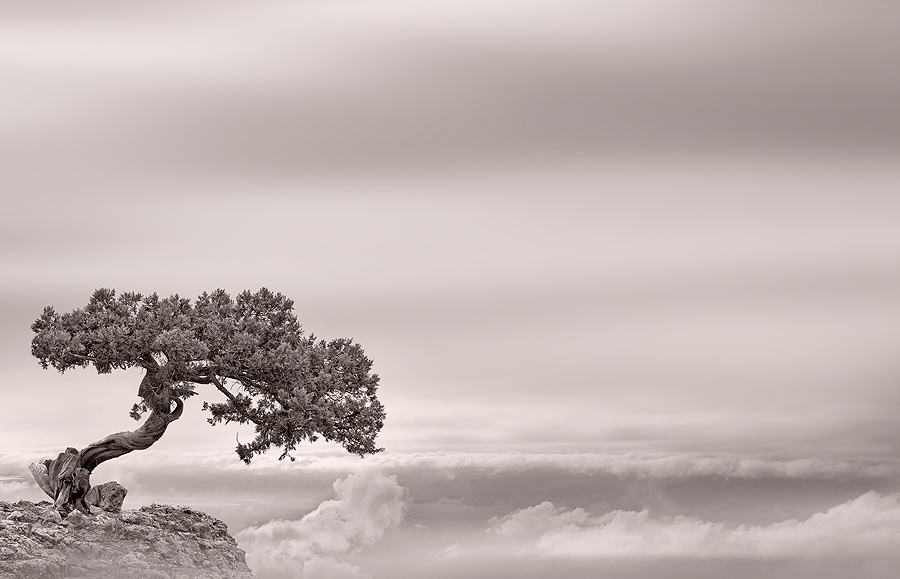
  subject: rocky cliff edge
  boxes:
[0,500,256,579]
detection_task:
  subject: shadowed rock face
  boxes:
[0,501,256,578]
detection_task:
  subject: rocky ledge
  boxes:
[0,500,256,578]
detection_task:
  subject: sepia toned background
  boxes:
[2,1,899,577]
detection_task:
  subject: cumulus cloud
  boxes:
[0,479,33,501]
[490,502,593,536]
[235,469,407,579]
[489,492,900,559]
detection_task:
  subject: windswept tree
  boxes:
[29,288,385,514]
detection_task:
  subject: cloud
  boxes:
[235,470,407,579]
[3,0,897,189]
[490,502,593,536]
[430,542,463,561]
[9,448,897,496]
[489,491,900,559]
[209,450,900,480]
[298,556,369,579]
[0,480,33,501]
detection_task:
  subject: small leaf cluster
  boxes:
[32,288,386,462]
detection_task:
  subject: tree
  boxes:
[29,288,385,514]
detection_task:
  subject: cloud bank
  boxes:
[235,470,407,579]
[490,491,900,559]
[211,450,899,479]
[0,480,32,501]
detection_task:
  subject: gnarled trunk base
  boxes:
[30,400,183,515]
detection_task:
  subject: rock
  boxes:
[63,510,87,529]
[0,500,256,578]
[116,552,150,569]
[85,481,128,513]
[40,507,62,524]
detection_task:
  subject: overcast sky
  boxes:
[2,1,900,578]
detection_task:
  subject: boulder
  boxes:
[85,481,128,513]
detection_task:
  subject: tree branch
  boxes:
[223,372,294,412]
[209,375,239,404]
[209,375,262,426]
[140,352,160,370]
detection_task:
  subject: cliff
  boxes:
[0,500,256,578]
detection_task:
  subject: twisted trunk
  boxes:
[30,368,183,515]
[77,398,184,472]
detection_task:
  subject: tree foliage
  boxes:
[31,288,385,462]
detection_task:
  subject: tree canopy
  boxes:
[31,288,385,463]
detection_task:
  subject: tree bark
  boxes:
[78,398,184,472]
[30,394,184,515]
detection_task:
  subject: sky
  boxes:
[1,1,899,577]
